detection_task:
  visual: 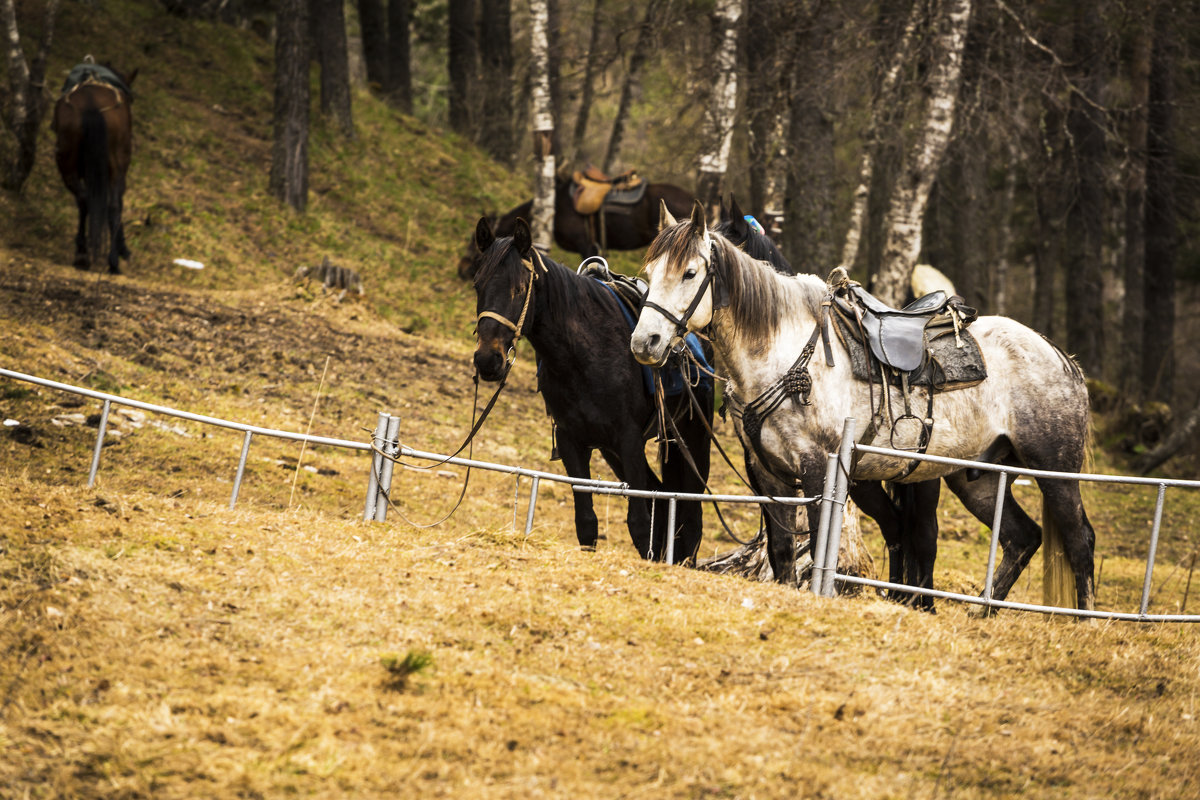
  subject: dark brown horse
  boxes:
[457,175,694,279]
[52,63,137,273]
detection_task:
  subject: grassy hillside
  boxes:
[3,2,1200,797]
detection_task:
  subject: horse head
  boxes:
[471,216,539,382]
[631,201,715,367]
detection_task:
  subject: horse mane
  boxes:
[646,223,824,343]
[714,219,794,275]
[473,237,619,329]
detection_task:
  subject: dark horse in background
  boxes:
[457,174,694,279]
[717,196,940,610]
[52,62,137,273]
[471,216,713,562]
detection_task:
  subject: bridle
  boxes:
[639,240,727,348]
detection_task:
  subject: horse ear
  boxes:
[728,194,747,237]
[718,196,729,222]
[729,194,744,221]
[689,200,707,235]
[475,216,495,252]
[513,217,533,256]
[659,199,677,230]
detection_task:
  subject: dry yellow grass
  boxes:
[3,469,1200,799]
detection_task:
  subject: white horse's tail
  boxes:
[1042,509,1076,608]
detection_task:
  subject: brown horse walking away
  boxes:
[52,62,137,273]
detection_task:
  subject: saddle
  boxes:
[827,267,984,390]
[61,62,133,102]
[570,167,645,216]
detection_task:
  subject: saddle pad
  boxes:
[604,180,648,208]
[833,313,987,391]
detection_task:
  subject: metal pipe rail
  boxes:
[814,418,1200,621]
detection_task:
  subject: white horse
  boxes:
[630,203,1096,610]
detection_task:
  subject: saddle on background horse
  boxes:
[61,61,134,102]
[570,166,646,216]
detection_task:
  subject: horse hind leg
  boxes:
[944,470,1042,608]
[107,187,124,274]
[1037,477,1096,611]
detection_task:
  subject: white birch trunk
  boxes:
[695,0,742,218]
[839,0,924,273]
[528,0,555,252]
[875,0,973,308]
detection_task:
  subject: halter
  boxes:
[475,247,547,343]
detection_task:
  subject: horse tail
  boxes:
[80,107,110,266]
[1042,505,1077,608]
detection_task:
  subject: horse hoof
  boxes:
[73,257,90,270]
[579,545,596,553]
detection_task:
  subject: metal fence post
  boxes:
[523,475,541,536]
[665,498,678,565]
[87,399,111,488]
[982,471,1008,608]
[364,412,389,521]
[230,430,253,509]
[821,417,857,598]
[1139,483,1167,615]
[374,414,401,522]
[812,452,840,594]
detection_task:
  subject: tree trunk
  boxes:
[2,0,59,192]
[839,0,923,275]
[477,0,512,163]
[312,0,354,137]
[447,0,477,135]
[528,0,555,251]
[874,0,973,308]
[1031,97,1065,339]
[1120,12,1152,397]
[356,0,387,89]
[1063,3,1107,379]
[782,4,837,272]
[569,0,605,166]
[545,0,564,159]
[387,0,413,114]
[270,0,310,212]
[602,0,660,175]
[743,0,781,219]
[1143,1,1177,402]
[694,0,743,221]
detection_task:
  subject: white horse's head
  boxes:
[631,201,714,366]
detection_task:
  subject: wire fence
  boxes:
[3,367,1197,622]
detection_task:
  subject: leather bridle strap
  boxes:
[640,270,715,341]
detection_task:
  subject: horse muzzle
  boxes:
[473,341,511,382]
[630,326,670,368]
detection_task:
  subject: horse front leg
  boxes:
[73,194,90,269]
[600,444,660,561]
[557,437,599,551]
[850,481,907,600]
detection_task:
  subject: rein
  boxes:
[368,249,550,526]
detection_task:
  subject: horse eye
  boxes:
[683,268,697,280]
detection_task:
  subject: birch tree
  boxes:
[2,0,59,191]
[839,0,923,274]
[528,0,555,251]
[873,0,973,308]
[694,0,742,220]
